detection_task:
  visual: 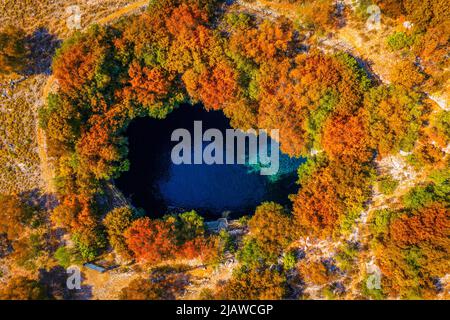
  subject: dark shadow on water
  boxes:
[116,104,304,219]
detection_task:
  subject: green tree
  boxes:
[173,210,205,244]
[104,206,135,259]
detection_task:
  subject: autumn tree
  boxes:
[0,194,34,241]
[170,210,205,244]
[0,276,49,300]
[104,206,136,259]
[257,58,309,156]
[371,203,450,298]
[293,163,343,238]
[298,259,336,286]
[390,60,425,89]
[52,27,115,97]
[365,85,422,156]
[216,267,286,300]
[124,217,177,263]
[177,236,220,263]
[299,0,338,31]
[184,61,239,111]
[248,202,295,260]
[0,26,28,74]
[229,17,296,64]
[125,61,173,108]
[51,194,105,261]
[293,155,373,239]
[390,203,449,247]
[119,272,188,300]
[257,51,370,156]
[322,109,372,163]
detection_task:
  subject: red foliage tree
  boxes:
[124,217,177,263]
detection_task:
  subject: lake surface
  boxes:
[115,104,304,218]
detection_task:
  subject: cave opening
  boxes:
[115,104,304,219]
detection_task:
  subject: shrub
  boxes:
[216,267,286,300]
[173,210,205,244]
[387,32,414,51]
[0,276,49,300]
[282,250,297,270]
[104,206,135,259]
[236,238,268,268]
[54,246,81,268]
[0,25,28,74]
[378,174,399,195]
[402,185,435,209]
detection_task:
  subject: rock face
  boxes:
[205,218,228,233]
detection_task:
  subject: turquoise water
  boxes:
[116,105,304,218]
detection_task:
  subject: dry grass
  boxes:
[0,75,46,193]
[0,0,143,37]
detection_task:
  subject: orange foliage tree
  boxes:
[216,267,286,300]
[372,203,450,298]
[248,202,295,258]
[126,61,172,107]
[322,110,372,163]
[124,217,177,263]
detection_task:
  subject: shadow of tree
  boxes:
[24,28,61,76]
[20,188,58,211]
[39,266,93,300]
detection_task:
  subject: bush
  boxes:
[387,32,414,51]
[369,209,397,242]
[216,267,286,300]
[218,229,235,253]
[54,246,81,268]
[248,202,295,260]
[173,210,205,244]
[0,276,49,300]
[390,61,425,89]
[236,238,268,268]
[54,246,71,268]
[335,242,359,272]
[72,230,106,262]
[402,185,435,210]
[104,206,135,259]
[378,174,399,195]
[282,250,297,270]
[0,25,28,74]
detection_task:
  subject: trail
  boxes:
[96,1,149,25]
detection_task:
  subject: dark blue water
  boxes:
[116,105,304,218]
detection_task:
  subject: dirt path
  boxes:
[96,1,148,25]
